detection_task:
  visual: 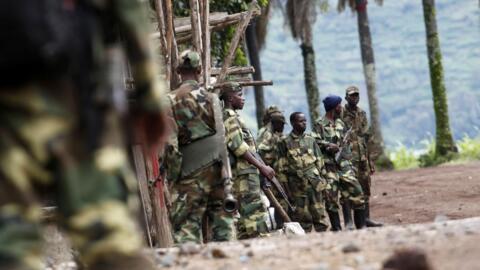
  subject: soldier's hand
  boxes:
[370,162,376,174]
[260,165,275,180]
[327,143,340,153]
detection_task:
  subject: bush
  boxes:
[389,144,419,170]
[457,136,480,161]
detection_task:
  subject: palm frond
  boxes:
[255,1,272,50]
[285,0,317,42]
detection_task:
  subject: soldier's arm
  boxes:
[224,115,275,179]
[257,131,273,160]
[274,140,292,198]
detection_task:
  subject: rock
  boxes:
[354,255,366,265]
[239,255,250,263]
[342,243,361,253]
[284,222,306,237]
[382,192,388,196]
[434,214,449,223]
[211,248,229,259]
[179,242,202,255]
[382,248,433,270]
[246,250,254,257]
[313,262,330,270]
[158,253,176,267]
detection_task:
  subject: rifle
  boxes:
[334,127,353,164]
[211,93,238,213]
[252,152,295,213]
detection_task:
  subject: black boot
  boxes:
[353,208,366,229]
[327,210,342,231]
[365,201,383,227]
[341,201,355,230]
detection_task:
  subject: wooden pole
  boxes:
[154,0,170,84]
[217,1,259,83]
[189,0,203,54]
[202,0,211,87]
[165,0,180,89]
[211,66,255,76]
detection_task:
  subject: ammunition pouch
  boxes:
[179,133,221,178]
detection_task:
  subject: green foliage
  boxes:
[456,135,480,161]
[418,139,458,167]
[389,144,419,170]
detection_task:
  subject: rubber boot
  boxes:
[353,208,366,229]
[365,201,383,227]
[341,201,355,230]
[327,210,342,231]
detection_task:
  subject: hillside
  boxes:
[240,0,480,149]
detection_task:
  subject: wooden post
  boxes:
[165,0,180,89]
[189,0,203,54]
[202,0,211,87]
[154,0,170,84]
[217,1,258,83]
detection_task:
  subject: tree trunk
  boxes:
[300,23,320,123]
[246,20,265,129]
[355,0,392,167]
[422,0,457,156]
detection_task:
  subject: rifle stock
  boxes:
[334,127,353,164]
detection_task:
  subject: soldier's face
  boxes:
[231,91,245,110]
[346,93,359,106]
[272,120,285,133]
[292,114,307,133]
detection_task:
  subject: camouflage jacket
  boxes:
[276,132,326,193]
[164,80,216,181]
[341,104,370,163]
[224,108,258,177]
[256,123,272,144]
[313,116,351,165]
[256,125,284,167]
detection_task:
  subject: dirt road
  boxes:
[371,161,480,225]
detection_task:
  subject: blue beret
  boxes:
[323,94,342,112]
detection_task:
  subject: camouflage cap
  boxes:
[265,105,282,116]
[178,49,201,70]
[219,81,242,98]
[270,112,286,123]
[345,85,360,95]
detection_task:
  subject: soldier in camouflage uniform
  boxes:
[313,95,366,230]
[257,105,283,145]
[341,86,383,227]
[257,110,287,227]
[0,1,167,269]
[276,112,329,232]
[166,50,235,244]
[222,82,275,239]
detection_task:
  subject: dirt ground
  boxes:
[45,161,480,269]
[371,161,480,225]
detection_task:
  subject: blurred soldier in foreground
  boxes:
[222,83,274,239]
[313,95,366,230]
[341,86,383,227]
[166,50,235,244]
[276,112,329,232]
[0,0,168,269]
[257,105,283,145]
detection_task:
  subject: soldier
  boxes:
[257,105,283,145]
[276,112,329,232]
[222,82,275,239]
[313,95,366,230]
[341,86,383,227]
[257,110,286,227]
[166,50,236,244]
[0,1,168,269]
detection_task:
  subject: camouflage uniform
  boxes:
[276,132,329,232]
[224,108,269,239]
[167,77,235,244]
[257,105,282,144]
[0,1,164,269]
[313,117,365,211]
[341,103,372,200]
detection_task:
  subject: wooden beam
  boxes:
[217,1,259,83]
[211,66,255,76]
[213,80,273,89]
[189,0,203,54]
[153,0,170,84]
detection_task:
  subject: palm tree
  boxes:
[337,0,392,167]
[285,0,321,123]
[422,0,457,156]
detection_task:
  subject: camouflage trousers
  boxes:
[352,160,371,199]
[170,163,236,244]
[288,177,328,232]
[234,173,269,239]
[325,161,365,211]
[0,83,149,270]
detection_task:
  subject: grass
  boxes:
[388,135,480,170]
